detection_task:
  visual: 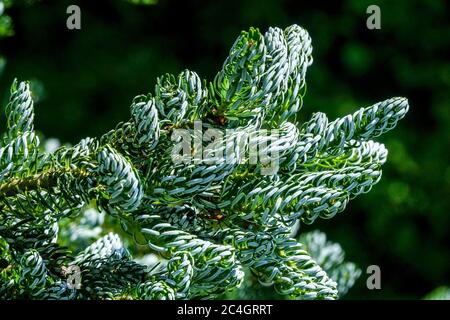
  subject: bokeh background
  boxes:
[0,0,449,299]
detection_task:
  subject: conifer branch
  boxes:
[0,24,408,300]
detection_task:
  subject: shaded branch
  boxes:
[0,168,90,198]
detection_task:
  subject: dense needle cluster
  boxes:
[0,24,408,300]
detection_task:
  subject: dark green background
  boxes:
[0,0,449,299]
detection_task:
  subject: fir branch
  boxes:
[0,23,409,300]
[0,168,90,198]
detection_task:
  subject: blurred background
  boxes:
[0,0,449,299]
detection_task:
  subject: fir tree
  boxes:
[0,24,408,300]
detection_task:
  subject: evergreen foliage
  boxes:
[0,24,408,300]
